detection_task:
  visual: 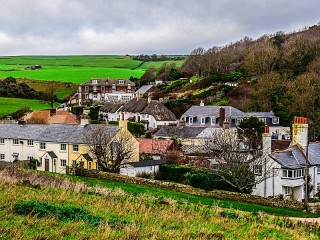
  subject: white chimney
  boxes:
[262,125,272,155]
[200,100,204,106]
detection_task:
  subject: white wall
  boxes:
[0,138,35,162]
[120,164,160,177]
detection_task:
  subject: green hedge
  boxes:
[159,164,243,193]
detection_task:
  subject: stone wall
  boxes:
[98,171,304,211]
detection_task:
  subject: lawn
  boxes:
[0,97,59,118]
[0,170,319,239]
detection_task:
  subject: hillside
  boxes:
[0,169,319,239]
[162,23,320,139]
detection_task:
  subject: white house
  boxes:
[253,117,320,201]
[120,159,167,177]
[100,97,178,130]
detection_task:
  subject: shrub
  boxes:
[13,200,103,226]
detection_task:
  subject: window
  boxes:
[0,154,5,160]
[235,118,243,125]
[259,118,266,124]
[27,156,33,160]
[72,160,77,167]
[189,117,193,124]
[118,80,124,84]
[13,139,19,145]
[85,86,89,91]
[93,93,97,98]
[211,117,215,125]
[282,169,305,179]
[253,165,262,176]
[318,166,320,175]
[85,94,89,99]
[283,186,292,196]
[60,159,66,167]
[60,144,67,151]
[128,84,131,89]
[92,79,97,84]
[40,142,46,150]
[27,140,33,146]
[272,117,279,124]
[93,86,97,91]
[101,86,105,92]
[73,145,79,152]
[53,159,56,166]
[201,117,205,125]
[88,161,92,169]
[0,138,4,144]
[317,183,320,192]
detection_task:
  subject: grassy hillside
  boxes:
[0,169,319,239]
[0,97,58,118]
[0,55,185,83]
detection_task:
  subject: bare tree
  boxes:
[203,129,275,193]
[83,126,135,173]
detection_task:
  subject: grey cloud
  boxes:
[0,0,319,55]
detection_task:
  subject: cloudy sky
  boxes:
[0,0,319,55]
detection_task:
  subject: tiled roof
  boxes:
[23,110,79,124]
[246,112,276,118]
[0,123,120,144]
[138,138,174,154]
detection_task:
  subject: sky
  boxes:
[0,0,319,55]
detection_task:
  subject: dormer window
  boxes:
[92,79,98,84]
[118,80,124,84]
[128,84,131,89]
[201,117,205,125]
[189,117,193,124]
[112,84,116,90]
[211,117,215,125]
[272,117,279,124]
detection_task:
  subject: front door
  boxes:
[45,158,49,171]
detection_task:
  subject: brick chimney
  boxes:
[119,112,127,129]
[219,107,225,128]
[292,117,308,149]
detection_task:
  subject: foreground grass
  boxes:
[0,180,319,239]
[66,175,320,218]
[0,97,59,118]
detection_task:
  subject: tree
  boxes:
[83,126,135,173]
[203,128,273,193]
[127,121,145,137]
[41,86,59,108]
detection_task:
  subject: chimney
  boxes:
[50,108,56,117]
[219,107,225,128]
[262,125,272,155]
[292,116,308,149]
[223,118,230,129]
[119,112,127,129]
[80,114,90,126]
[200,100,204,106]
[148,95,152,104]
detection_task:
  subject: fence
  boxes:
[0,160,30,170]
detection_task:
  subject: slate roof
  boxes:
[270,143,320,168]
[0,123,120,144]
[47,151,58,159]
[135,85,154,94]
[124,159,167,167]
[183,106,247,118]
[246,112,276,118]
[80,153,93,162]
[154,126,207,138]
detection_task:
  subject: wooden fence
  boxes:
[0,160,30,170]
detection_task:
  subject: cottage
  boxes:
[138,138,177,160]
[134,85,160,97]
[23,109,79,124]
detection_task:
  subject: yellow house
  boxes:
[68,120,139,171]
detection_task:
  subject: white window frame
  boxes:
[201,117,205,125]
[60,144,67,152]
[13,139,19,145]
[39,142,46,150]
[0,154,5,160]
[101,86,105,92]
[85,86,89,91]
[318,166,320,175]
[118,80,124,84]
[88,161,92,169]
[73,144,79,152]
[189,117,193,124]
[92,80,97,84]
[27,156,33,160]
[253,164,262,176]
[0,138,4,144]
[27,140,34,146]
[60,159,67,167]
[283,186,292,196]
[211,117,215,125]
[85,93,89,99]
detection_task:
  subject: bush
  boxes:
[13,199,103,226]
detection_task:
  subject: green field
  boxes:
[0,169,319,239]
[0,97,59,117]
[0,55,185,83]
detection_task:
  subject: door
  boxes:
[45,158,49,171]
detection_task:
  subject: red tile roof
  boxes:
[138,138,174,155]
[23,109,79,124]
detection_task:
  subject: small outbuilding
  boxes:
[120,159,167,177]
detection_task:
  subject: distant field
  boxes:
[0,55,186,83]
[0,97,58,117]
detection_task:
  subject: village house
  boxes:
[133,85,160,97]
[77,78,136,105]
[138,138,178,160]
[120,159,167,177]
[99,96,178,130]
[180,103,290,140]
[0,121,139,174]
[23,109,79,124]
[253,117,320,201]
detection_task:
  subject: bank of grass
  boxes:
[0,178,319,239]
[66,175,320,218]
[0,97,59,118]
